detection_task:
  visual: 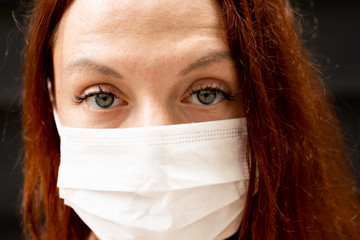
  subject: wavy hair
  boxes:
[22,0,360,239]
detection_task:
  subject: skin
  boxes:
[53,0,243,238]
[53,0,243,128]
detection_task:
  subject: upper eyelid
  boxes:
[189,85,221,95]
[188,81,231,93]
[74,86,119,103]
[82,85,119,97]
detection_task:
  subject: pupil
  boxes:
[197,89,216,105]
[95,93,114,108]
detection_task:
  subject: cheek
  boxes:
[54,89,75,126]
[55,95,130,128]
[54,86,84,127]
[180,100,243,123]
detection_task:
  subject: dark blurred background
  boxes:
[0,0,359,239]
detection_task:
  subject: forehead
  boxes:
[53,0,228,78]
[58,0,224,37]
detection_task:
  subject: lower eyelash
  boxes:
[73,85,238,104]
[189,85,237,101]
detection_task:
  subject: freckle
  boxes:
[128,61,138,72]
[149,69,159,76]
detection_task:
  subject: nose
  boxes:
[126,101,178,128]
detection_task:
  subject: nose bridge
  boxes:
[134,99,175,127]
[125,58,178,128]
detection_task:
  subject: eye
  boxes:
[189,88,223,105]
[87,92,119,109]
[74,86,124,109]
[187,86,235,106]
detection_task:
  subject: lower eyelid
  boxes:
[74,89,122,106]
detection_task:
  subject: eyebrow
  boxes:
[181,51,233,76]
[63,51,233,78]
[64,58,122,79]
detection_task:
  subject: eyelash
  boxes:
[73,84,237,105]
[73,86,118,104]
[188,84,237,101]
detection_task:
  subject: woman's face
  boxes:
[53,0,243,128]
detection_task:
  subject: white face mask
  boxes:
[55,117,250,240]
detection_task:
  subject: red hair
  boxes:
[22,0,360,239]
